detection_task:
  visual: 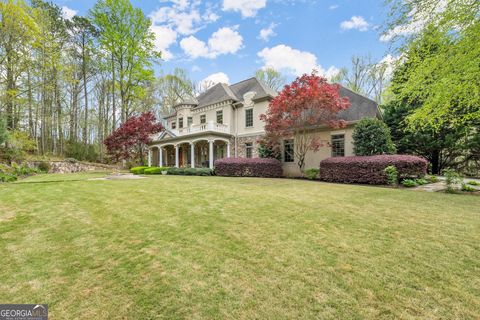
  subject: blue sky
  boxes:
[55,0,394,85]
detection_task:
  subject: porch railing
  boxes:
[171,121,230,136]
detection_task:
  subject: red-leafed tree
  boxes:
[104,111,163,164]
[260,71,351,173]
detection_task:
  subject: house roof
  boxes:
[195,83,238,108]
[336,86,381,121]
[229,77,277,102]
[162,78,379,122]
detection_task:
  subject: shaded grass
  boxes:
[0,173,479,319]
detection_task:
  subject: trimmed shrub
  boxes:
[130,166,149,174]
[319,155,428,185]
[214,158,282,178]
[304,168,320,180]
[167,167,185,175]
[143,167,169,174]
[195,168,213,176]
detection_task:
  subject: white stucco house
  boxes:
[147,77,381,176]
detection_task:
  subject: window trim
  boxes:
[331,134,345,157]
[283,139,294,163]
[200,114,206,124]
[245,142,253,158]
[245,108,254,128]
[187,116,193,127]
[216,110,223,124]
[178,117,184,128]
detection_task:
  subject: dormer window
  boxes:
[187,117,193,127]
[171,121,176,129]
[200,114,206,124]
[179,117,184,128]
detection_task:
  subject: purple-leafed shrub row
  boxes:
[319,155,428,185]
[214,158,283,178]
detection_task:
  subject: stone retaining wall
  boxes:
[28,161,118,174]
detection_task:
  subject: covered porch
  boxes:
[148,137,231,169]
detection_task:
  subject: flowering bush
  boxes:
[319,155,428,185]
[214,158,283,178]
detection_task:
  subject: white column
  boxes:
[148,149,152,167]
[208,140,214,169]
[175,145,179,168]
[190,143,195,168]
[159,147,163,167]
[227,142,231,158]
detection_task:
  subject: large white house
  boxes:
[147,77,381,176]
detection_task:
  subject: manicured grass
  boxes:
[1,173,479,319]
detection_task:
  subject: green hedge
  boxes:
[130,166,149,174]
[167,167,213,176]
[144,167,169,174]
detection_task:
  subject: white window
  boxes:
[171,121,176,129]
[245,108,253,127]
[216,110,223,124]
[284,139,294,162]
[331,134,345,157]
[245,143,253,158]
[200,114,206,124]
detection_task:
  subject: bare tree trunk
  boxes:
[111,52,116,131]
[82,36,89,145]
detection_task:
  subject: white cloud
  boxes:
[258,23,277,41]
[201,72,230,85]
[61,6,77,20]
[208,26,243,55]
[149,0,217,36]
[150,25,177,61]
[180,36,210,59]
[222,0,267,18]
[257,44,339,79]
[377,54,400,78]
[340,16,370,32]
[380,0,448,42]
[192,65,201,72]
[180,26,243,59]
[329,5,339,10]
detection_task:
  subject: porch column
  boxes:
[208,140,214,169]
[227,142,231,158]
[175,145,179,168]
[148,149,152,167]
[159,147,163,167]
[190,142,195,168]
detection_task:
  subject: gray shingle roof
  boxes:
[229,77,277,101]
[196,83,238,108]
[336,86,381,121]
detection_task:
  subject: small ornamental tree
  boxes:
[352,118,396,156]
[260,71,351,173]
[104,111,163,164]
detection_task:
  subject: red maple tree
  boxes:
[260,71,351,172]
[104,111,163,164]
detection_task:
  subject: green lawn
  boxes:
[0,173,479,319]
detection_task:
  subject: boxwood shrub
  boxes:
[214,158,282,178]
[130,166,149,174]
[319,155,428,185]
[144,167,169,174]
[166,167,213,176]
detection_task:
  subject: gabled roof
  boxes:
[196,83,238,108]
[229,77,277,101]
[336,86,381,121]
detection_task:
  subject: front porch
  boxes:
[148,138,231,169]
